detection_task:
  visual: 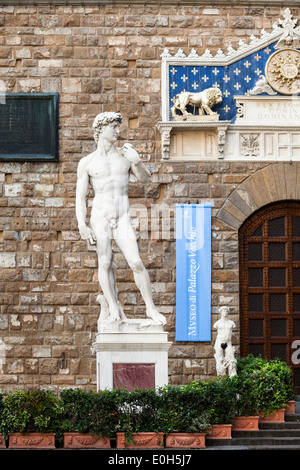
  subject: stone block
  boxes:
[38,59,63,67]
[203,8,220,15]
[284,164,298,200]
[0,253,16,268]
[32,347,51,358]
[4,184,22,197]
[25,359,39,374]
[271,164,287,200]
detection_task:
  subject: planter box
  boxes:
[285,401,296,415]
[165,433,206,448]
[8,433,55,449]
[259,408,285,423]
[0,434,6,448]
[232,416,259,431]
[116,432,164,449]
[206,424,232,440]
[63,433,111,449]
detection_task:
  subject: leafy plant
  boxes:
[229,370,260,417]
[263,358,295,403]
[0,354,295,443]
[198,376,237,425]
[235,355,295,416]
[60,388,120,437]
[236,354,266,373]
[0,388,62,440]
[115,387,164,444]
[157,384,212,434]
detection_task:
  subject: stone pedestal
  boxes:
[91,319,172,391]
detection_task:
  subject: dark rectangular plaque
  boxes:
[0,93,59,162]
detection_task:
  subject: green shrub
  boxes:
[191,376,236,425]
[0,388,62,440]
[0,393,3,432]
[261,358,295,403]
[236,354,267,373]
[115,387,163,441]
[230,370,260,417]
[235,355,295,416]
[157,384,212,434]
[60,388,120,437]
[0,354,295,439]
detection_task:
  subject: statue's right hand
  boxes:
[79,225,96,245]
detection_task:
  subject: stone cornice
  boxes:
[0,0,299,6]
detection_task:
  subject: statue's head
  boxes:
[214,88,222,104]
[93,112,123,144]
[219,306,230,317]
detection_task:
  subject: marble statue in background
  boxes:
[213,306,237,377]
[75,111,166,327]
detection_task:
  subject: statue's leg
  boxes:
[196,104,204,115]
[92,218,121,321]
[226,345,237,377]
[214,348,226,376]
[202,104,216,115]
[114,214,167,325]
[180,95,192,115]
[171,101,179,117]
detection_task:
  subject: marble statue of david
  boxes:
[75,111,166,326]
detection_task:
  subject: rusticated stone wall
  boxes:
[0,3,298,389]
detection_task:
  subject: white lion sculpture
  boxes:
[171,87,222,119]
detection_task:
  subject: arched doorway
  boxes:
[239,201,300,393]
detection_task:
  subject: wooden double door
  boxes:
[239,201,300,393]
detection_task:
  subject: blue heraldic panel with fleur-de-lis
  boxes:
[169,43,276,122]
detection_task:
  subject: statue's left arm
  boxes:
[122,143,151,184]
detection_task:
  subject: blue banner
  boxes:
[175,204,211,342]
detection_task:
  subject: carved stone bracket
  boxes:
[160,125,172,160]
[235,100,245,120]
[157,121,231,161]
[217,124,230,159]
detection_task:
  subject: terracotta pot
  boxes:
[206,424,232,440]
[116,432,164,449]
[165,432,206,448]
[63,432,111,449]
[0,434,6,448]
[259,408,285,423]
[232,416,259,431]
[8,433,55,449]
[285,400,296,415]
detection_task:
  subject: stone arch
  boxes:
[216,163,300,229]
